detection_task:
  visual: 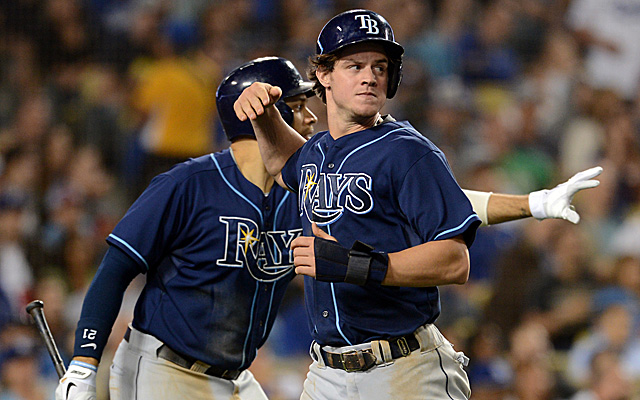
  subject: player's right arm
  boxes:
[234,82,306,188]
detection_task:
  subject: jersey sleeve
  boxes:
[398,150,480,246]
[73,246,140,360]
[107,173,186,271]
[280,146,303,193]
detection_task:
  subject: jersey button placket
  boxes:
[322,311,329,318]
[327,162,335,169]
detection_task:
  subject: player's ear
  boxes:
[316,68,331,90]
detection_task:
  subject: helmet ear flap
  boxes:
[386,59,402,99]
[276,100,294,126]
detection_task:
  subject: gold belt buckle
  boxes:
[397,337,410,357]
[340,350,365,372]
[190,360,211,373]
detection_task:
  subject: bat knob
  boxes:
[26,300,44,314]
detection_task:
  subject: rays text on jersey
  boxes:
[299,164,373,224]
[217,216,302,281]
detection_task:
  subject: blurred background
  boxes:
[1,0,640,399]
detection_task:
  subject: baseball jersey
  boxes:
[280,119,481,347]
[107,150,301,370]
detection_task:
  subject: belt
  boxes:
[124,327,241,380]
[318,333,421,372]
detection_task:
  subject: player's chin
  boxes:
[354,98,384,113]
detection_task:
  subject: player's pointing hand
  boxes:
[234,82,282,121]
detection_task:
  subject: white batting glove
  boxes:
[55,361,97,400]
[529,166,603,224]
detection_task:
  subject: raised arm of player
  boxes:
[234,82,306,188]
[463,166,603,226]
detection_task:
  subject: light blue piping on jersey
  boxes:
[108,234,149,270]
[335,128,402,173]
[210,153,264,226]
[433,214,479,241]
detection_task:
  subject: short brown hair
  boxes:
[307,53,338,104]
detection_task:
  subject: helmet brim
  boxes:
[327,38,404,60]
[283,81,314,100]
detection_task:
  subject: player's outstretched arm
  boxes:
[464,190,529,226]
[234,82,306,187]
[463,166,603,226]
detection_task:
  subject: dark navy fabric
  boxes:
[281,120,480,347]
[103,150,301,370]
[74,246,141,360]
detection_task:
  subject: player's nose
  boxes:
[362,67,378,86]
[305,107,318,125]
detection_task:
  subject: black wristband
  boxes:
[314,238,388,285]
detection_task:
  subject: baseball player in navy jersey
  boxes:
[52,55,600,400]
[234,9,602,400]
[54,57,318,400]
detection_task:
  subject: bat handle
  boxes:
[25,300,67,378]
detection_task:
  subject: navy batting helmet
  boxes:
[216,57,314,142]
[316,9,404,98]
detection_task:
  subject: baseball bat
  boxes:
[26,300,67,378]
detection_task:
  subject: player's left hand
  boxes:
[291,223,336,277]
[529,166,603,224]
[54,361,97,400]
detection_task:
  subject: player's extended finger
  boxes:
[568,179,601,194]
[312,223,337,242]
[569,166,603,183]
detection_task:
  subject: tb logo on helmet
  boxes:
[354,14,379,35]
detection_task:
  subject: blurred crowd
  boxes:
[1,0,640,399]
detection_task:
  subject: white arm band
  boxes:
[462,189,492,226]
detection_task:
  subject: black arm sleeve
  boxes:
[73,245,142,360]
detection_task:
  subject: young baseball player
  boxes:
[234,9,601,400]
[54,57,317,400]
